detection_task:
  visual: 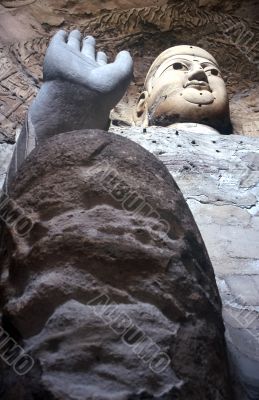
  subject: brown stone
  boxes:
[0,129,233,399]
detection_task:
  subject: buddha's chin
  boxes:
[150,105,228,129]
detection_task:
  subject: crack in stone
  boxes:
[186,196,257,210]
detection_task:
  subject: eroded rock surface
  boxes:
[112,124,259,400]
[0,129,232,399]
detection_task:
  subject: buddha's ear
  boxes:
[133,91,149,127]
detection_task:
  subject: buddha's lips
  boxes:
[184,80,211,91]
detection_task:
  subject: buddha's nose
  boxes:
[188,66,208,82]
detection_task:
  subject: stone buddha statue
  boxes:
[0,31,234,399]
[134,45,232,134]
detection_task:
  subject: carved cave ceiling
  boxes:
[0,0,258,142]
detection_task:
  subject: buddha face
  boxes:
[134,45,231,133]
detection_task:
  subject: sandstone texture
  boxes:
[112,124,259,400]
[0,130,232,399]
[0,0,259,141]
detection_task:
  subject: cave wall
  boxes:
[0,0,259,144]
[0,3,259,398]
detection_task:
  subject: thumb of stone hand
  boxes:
[89,50,133,105]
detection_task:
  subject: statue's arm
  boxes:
[4,30,133,192]
[30,30,133,143]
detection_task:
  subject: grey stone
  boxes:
[111,124,259,399]
[225,275,259,307]
[0,142,14,189]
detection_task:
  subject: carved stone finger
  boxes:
[97,51,107,65]
[51,30,67,46]
[67,30,81,51]
[82,36,96,59]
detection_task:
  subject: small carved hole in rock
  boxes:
[112,119,121,126]
[138,92,146,101]
[198,104,202,107]
[200,93,203,95]
[212,140,216,144]
[175,130,179,135]
[216,150,220,153]
[191,140,196,145]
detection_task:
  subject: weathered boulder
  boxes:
[0,129,233,399]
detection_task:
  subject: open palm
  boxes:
[43,30,133,108]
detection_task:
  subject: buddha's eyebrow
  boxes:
[171,58,217,67]
[198,59,219,66]
[169,57,191,62]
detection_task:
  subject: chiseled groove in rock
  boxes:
[86,4,254,35]
[186,196,258,210]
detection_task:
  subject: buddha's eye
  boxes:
[172,62,188,71]
[210,68,219,76]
